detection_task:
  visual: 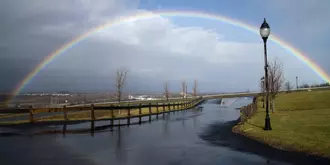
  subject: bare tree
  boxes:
[181,80,186,99]
[192,80,198,98]
[164,82,170,101]
[116,68,128,104]
[284,81,293,93]
[268,59,284,113]
[260,77,265,108]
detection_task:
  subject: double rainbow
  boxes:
[8,10,330,103]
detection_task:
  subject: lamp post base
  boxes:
[264,115,272,130]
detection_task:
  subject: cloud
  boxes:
[92,13,264,65]
[0,0,323,93]
[256,0,330,73]
[267,0,330,39]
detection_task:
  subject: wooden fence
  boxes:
[23,97,204,125]
[239,97,258,123]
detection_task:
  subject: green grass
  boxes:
[236,90,330,157]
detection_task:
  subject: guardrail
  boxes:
[239,97,258,124]
[1,97,205,125]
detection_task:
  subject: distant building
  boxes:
[128,95,158,100]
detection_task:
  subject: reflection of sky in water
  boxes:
[53,98,291,165]
[0,98,326,165]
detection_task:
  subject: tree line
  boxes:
[298,82,330,89]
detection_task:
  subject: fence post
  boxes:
[62,124,67,137]
[110,105,114,128]
[91,104,95,121]
[90,120,95,136]
[29,105,34,124]
[251,104,253,116]
[168,103,171,111]
[172,103,175,110]
[163,103,165,118]
[149,103,152,122]
[156,103,159,119]
[139,103,142,124]
[240,108,244,123]
[63,105,68,121]
[127,105,131,126]
[118,104,121,126]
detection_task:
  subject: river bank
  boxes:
[233,90,330,159]
[1,98,330,165]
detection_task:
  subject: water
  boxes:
[0,98,329,165]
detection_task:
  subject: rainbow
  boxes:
[8,10,330,103]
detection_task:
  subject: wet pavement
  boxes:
[0,97,329,165]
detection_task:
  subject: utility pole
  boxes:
[185,85,188,101]
[296,76,299,90]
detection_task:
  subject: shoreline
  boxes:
[232,117,330,159]
[232,90,330,159]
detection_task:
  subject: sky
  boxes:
[0,0,329,94]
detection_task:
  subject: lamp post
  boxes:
[260,18,272,130]
[261,76,265,108]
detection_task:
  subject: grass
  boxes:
[236,90,330,157]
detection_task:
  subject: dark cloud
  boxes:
[22,39,264,93]
[0,0,327,94]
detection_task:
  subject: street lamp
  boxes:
[260,18,272,130]
[261,76,265,108]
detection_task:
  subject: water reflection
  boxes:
[181,116,185,129]
[62,124,67,138]
[162,115,169,137]
[116,128,127,165]
[1,98,330,165]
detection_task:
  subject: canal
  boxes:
[0,98,329,165]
